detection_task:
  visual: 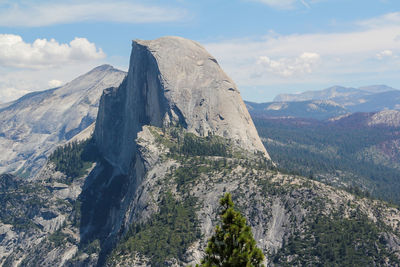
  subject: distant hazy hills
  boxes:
[274,85,397,104]
[246,99,348,120]
[247,85,400,120]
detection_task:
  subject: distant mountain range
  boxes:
[247,85,400,120]
[246,99,348,120]
[274,85,397,103]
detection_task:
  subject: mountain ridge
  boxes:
[274,85,398,102]
[0,64,126,177]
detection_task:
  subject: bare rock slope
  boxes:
[95,37,269,174]
[0,65,126,177]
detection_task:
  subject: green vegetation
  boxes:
[252,116,400,204]
[273,212,400,266]
[149,126,231,158]
[0,175,51,231]
[48,229,70,247]
[200,193,264,267]
[108,192,199,266]
[49,138,99,183]
[176,132,228,156]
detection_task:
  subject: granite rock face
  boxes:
[86,36,270,264]
[0,65,126,178]
[95,36,269,174]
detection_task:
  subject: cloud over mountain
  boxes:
[257,52,320,77]
[0,34,105,69]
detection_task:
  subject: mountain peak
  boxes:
[88,64,126,74]
[0,65,126,177]
[95,36,269,173]
[90,64,115,72]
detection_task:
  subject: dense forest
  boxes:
[273,212,400,266]
[252,116,400,204]
[49,138,99,183]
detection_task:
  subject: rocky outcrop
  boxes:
[95,36,269,175]
[368,110,400,127]
[0,65,126,178]
[84,36,270,264]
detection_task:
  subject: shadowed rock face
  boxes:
[95,36,269,174]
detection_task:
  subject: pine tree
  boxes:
[199,193,265,267]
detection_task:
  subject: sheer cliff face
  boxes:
[95,36,269,174]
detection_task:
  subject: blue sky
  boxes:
[0,0,399,102]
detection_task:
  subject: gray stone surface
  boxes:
[95,36,269,175]
[0,65,126,178]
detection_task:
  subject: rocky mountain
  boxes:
[246,99,348,120]
[95,36,269,171]
[1,36,400,267]
[273,85,400,113]
[0,65,126,178]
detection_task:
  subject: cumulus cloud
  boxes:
[0,87,32,103]
[205,11,400,89]
[0,34,105,69]
[376,50,394,60]
[48,80,63,88]
[0,1,186,27]
[257,52,320,77]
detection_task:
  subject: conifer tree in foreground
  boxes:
[199,193,265,267]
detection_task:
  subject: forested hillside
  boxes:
[252,114,400,204]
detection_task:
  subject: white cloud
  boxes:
[0,34,105,69]
[0,1,186,27]
[0,87,31,103]
[252,0,296,9]
[48,80,63,88]
[0,61,111,103]
[250,0,318,9]
[257,52,320,77]
[205,12,400,89]
[376,50,394,60]
[358,12,400,28]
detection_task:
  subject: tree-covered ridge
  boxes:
[177,132,229,157]
[104,126,400,266]
[49,138,99,182]
[0,174,51,231]
[252,116,400,204]
[274,212,400,266]
[8,125,398,266]
[148,127,231,157]
[107,193,200,266]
